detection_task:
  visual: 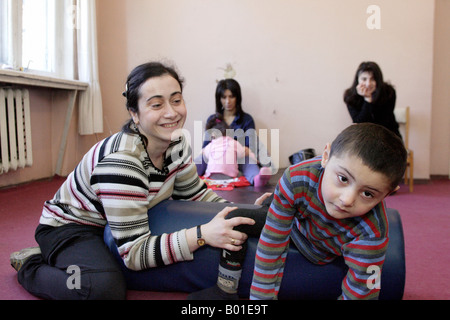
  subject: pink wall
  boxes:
[1,0,448,188]
[431,0,450,176]
[96,0,447,179]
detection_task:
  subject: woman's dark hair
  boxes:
[215,79,244,117]
[329,123,407,191]
[343,61,394,106]
[121,62,184,133]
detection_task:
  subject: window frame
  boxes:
[0,0,74,79]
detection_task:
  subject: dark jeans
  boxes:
[18,223,126,300]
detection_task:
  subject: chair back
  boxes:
[394,106,410,149]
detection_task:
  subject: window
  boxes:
[21,0,55,73]
[0,0,103,135]
[0,0,74,78]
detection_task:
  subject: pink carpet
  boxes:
[384,178,450,300]
[1,176,449,300]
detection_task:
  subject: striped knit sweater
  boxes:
[250,158,389,300]
[40,131,225,271]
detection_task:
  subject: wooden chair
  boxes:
[394,106,414,192]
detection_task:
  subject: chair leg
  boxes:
[408,151,414,192]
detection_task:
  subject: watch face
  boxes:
[197,239,206,246]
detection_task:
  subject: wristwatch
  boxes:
[196,225,206,246]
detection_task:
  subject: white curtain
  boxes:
[75,0,103,135]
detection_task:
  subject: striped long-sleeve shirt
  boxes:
[40,131,225,271]
[250,158,389,300]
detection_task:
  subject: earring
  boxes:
[132,121,139,131]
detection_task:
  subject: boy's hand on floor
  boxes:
[254,192,272,206]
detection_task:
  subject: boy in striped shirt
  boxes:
[251,123,407,300]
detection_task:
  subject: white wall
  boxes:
[99,0,437,178]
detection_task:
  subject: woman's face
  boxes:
[220,89,237,113]
[357,71,377,94]
[130,74,186,146]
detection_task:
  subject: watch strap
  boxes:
[196,225,205,246]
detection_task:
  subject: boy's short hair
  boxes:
[329,123,407,190]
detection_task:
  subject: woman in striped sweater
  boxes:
[10,62,255,300]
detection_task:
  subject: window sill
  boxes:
[0,69,88,91]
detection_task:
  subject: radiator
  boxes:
[0,88,33,174]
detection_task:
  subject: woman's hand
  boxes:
[201,206,255,251]
[356,83,374,102]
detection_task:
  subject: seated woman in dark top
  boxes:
[344,61,401,139]
[196,79,271,187]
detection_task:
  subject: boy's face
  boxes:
[320,144,397,219]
